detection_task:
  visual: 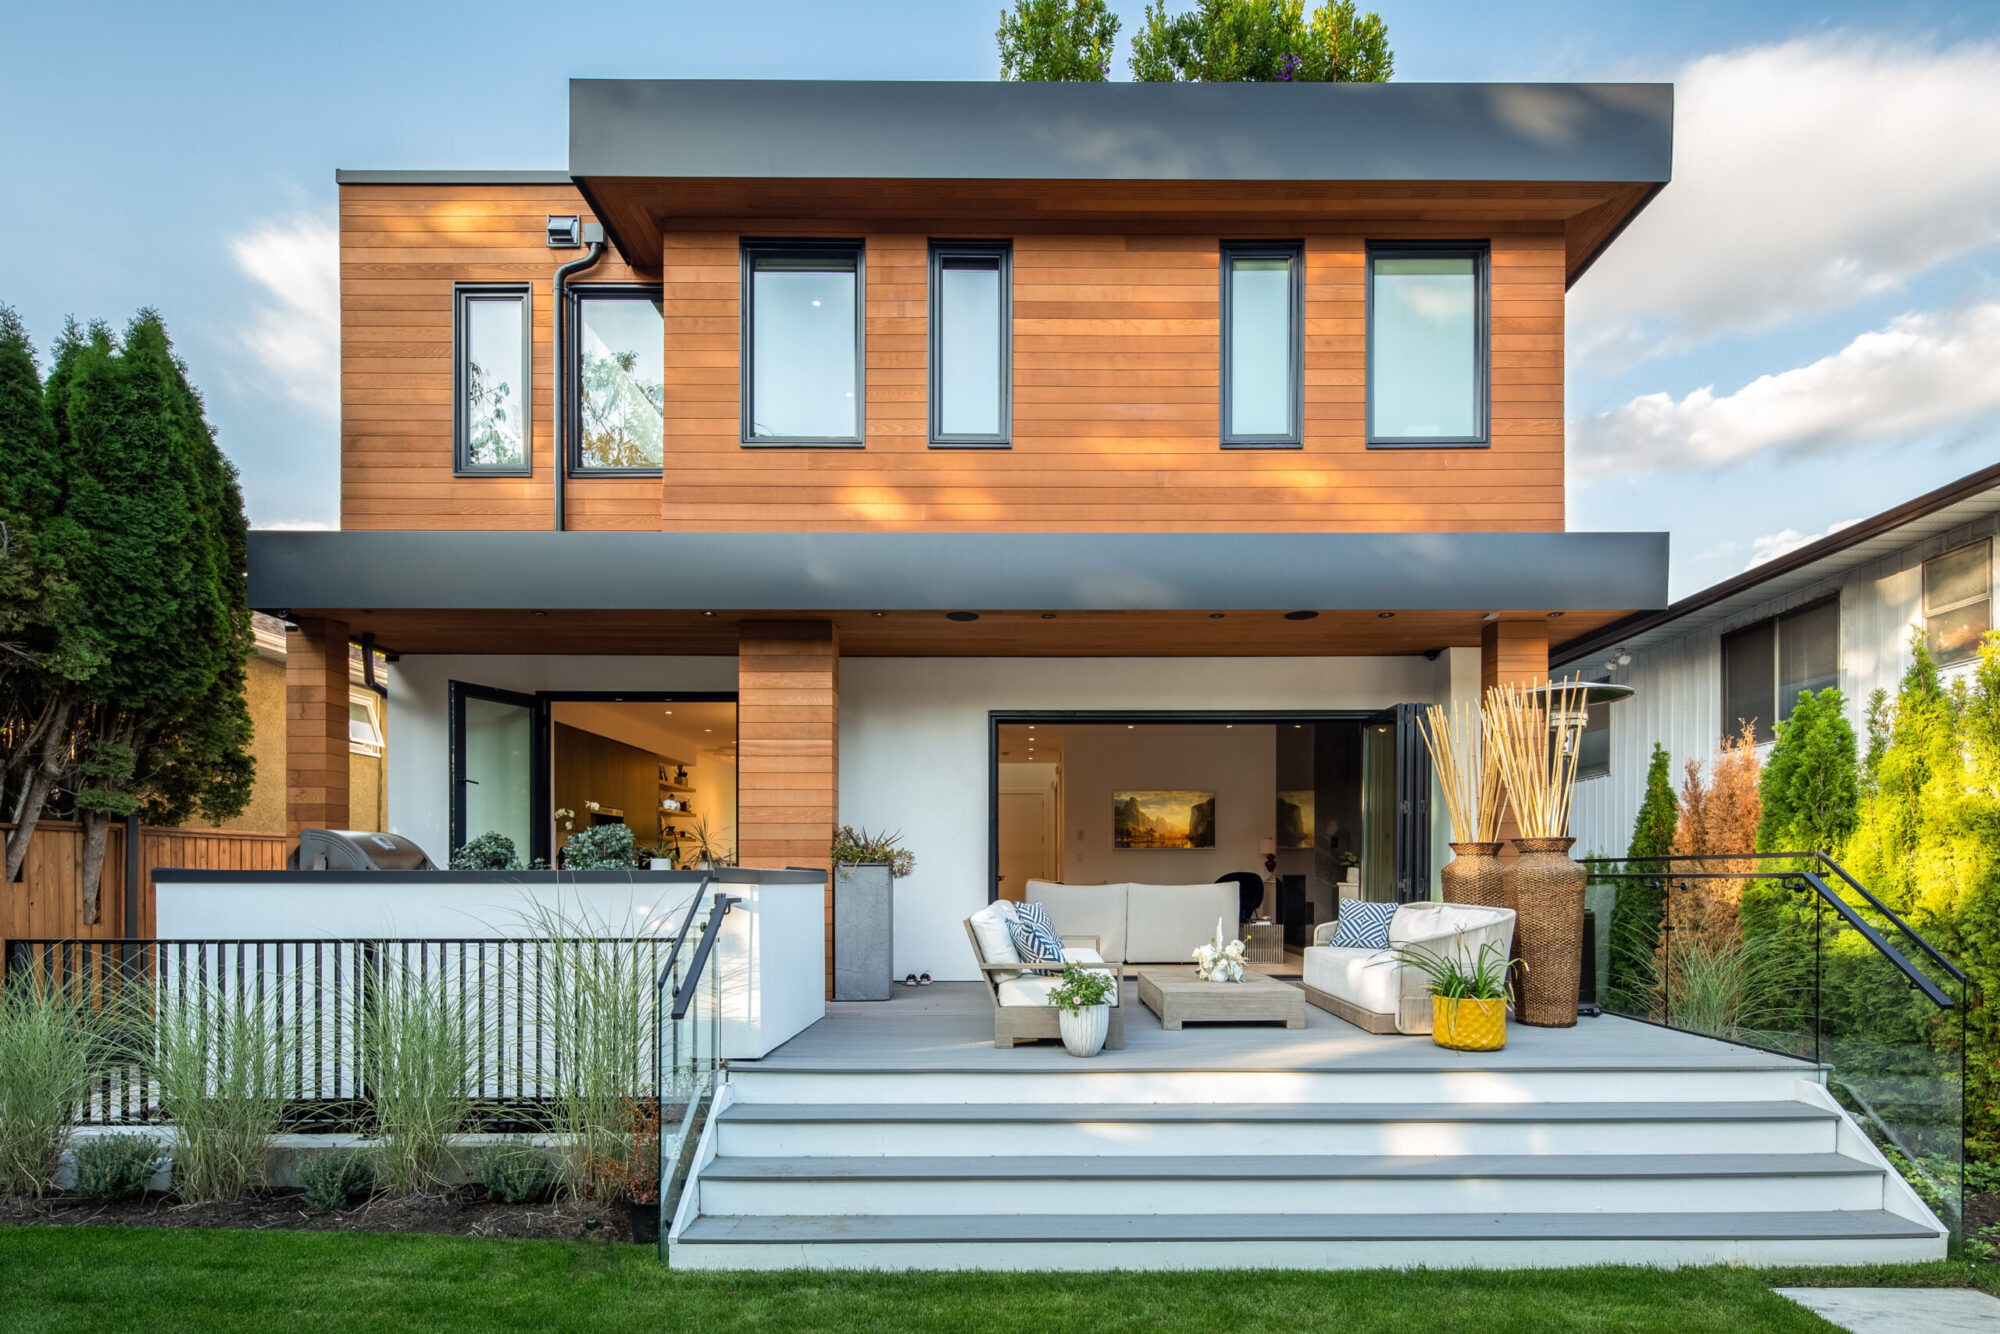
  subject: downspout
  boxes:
[551,224,606,532]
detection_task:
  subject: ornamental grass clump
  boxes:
[360,973,485,1195]
[151,980,294,1203]
[1486,679,1590,839]
[0,984,117,1198]
[73,1133,166,1201]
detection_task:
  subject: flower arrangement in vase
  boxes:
[1192,916,1248,983]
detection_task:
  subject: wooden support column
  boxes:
[736,621,839,996]
[285,617,351,840]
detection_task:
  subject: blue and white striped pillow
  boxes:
[1331,900,1398,949]
[1011,901,1067,974]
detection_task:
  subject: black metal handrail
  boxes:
[671,893,741,1021]
[652,872,714,993]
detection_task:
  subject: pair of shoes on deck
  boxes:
[902,972,933,987]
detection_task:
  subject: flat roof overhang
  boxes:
[250,529,1667,658]
[566,78,1672,286]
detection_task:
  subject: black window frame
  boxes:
[453,282,534,477]
[1922,539,1993,668]
[566,281,666,477]
[1720,596,1841,745]
[1219,240,1305,448]
[739,239,866,448]
[927,240,1013,448]
[1364,240,1491,449]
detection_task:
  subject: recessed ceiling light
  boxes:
[1378,611,1395,619]
[1284,610,1318,621]
[871,610,887,618]
[704,728,712,733]
[530,610,548,618]
[1209,613,1225,620]
[662,710,673,715]
[701,611,715,618]
[946,611,980,622]
[1548,611,1565,618]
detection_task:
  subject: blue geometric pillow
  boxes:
[1011,901,1067,974]
[1331,900,1398,949]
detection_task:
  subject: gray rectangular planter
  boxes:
[833,862,894,1001]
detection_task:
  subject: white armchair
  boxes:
[1302,902,1516,1035]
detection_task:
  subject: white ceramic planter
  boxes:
[1058,1004,1110,1058]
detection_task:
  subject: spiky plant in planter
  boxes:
[829,825,916,878]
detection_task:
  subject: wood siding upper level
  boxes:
[341,183,1566,533]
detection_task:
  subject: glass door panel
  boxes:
[1361,704,1433,903]
[450,682,539,865]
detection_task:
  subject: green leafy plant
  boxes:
[360,974,483,1195]
[450,831,522,871]
[0,983,117,1198]
[681,815,732,868]
[1129,0,1392,83]
[997,0,1121,81]
[472,1141,555,1204]
[72,1132,165,1201]
[297,1149,375,1215]
[561,822,640,870]
[150,981,294,1203]
[1045,962,1116,1015]
[1388,937,1514,1002]
[830,825,915,878]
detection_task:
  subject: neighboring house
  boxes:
[1556,462,2000,858]
[225,613,389,835]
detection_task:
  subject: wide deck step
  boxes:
[700,1151,1874,1182]
[669,1209,1944,1271]
[718,1099,1837,1125]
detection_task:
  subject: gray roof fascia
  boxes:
[248,529,1668,615]
[569,79,1672,185]
[1553,461,2000,667]
[335,169,576,186]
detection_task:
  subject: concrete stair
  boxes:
[668,1064,1950,1270]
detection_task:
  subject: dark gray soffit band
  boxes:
[249,530,1669,613]
[569,79,1672,184]
[336,169,575,185]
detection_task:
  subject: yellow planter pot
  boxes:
[1432,995,1507,1051]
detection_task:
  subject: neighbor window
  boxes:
[1924,540,1992,667]
[454,284,532,474]
[1366,242,1488,446]
[571,285,664,472]
[742,242,863,445]
[348,695,383,758]
[929,241,1011,445]
[1721,598,1839,744]
[1221,242,1303,446]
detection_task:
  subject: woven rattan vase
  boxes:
[1505,836,1585,1028]
[1440,842,1508,909]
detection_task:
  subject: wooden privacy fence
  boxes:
[1,821,291,943]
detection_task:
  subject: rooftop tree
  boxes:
[1129,0,1392,82]
[997,0,1121,80]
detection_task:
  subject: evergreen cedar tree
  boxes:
[1607,742,1677,1005]
[998,0,1391,83]
[0,309,254,921]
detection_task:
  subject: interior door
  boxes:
[1361,704,1433,903]
[997,789,1051,902]
[449,681,543,866]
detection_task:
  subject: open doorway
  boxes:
[992,712,1397,977]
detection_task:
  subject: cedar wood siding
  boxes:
[341,183,1564,532]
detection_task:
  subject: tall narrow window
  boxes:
[1721,598,1840,745]
[1924,541,1993,667]
[570,285,665,472]
[1777,598,1840,719]
[1221,242,1302,446]
[742,242,863,445]
[929,242,1010,445]
[1721,620,1778,745]
[1367,242,1488,447]
[454,284,531,474]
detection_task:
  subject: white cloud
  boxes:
[1570,300,2000,479]
[1744,518,1860,571]
[1571,36,2000,363]
[229,213,338,416]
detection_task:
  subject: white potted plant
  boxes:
[1046,962,1116,1058]
[1192,916,1248,983]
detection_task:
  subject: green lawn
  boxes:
[0,1226,1992,1333]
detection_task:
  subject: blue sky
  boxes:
[4,1,1998,597]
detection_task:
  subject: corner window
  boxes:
[1924,540,1992,667]
[454,285,532,475]
[929,242,1011,446]
[571,285,664,473]
[741,242,863,445]
[1221,242,1302,447]
[1366,242,1488,447]
[1721,598,1839,745]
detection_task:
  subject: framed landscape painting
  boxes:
[1113,791,1216,850]
[1277,790,1314,850]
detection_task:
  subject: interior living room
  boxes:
[548,698,738,867]
[994,716,1369,975]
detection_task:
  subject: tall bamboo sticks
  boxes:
[1485,679,1588,840]
[1419,700,1504,844]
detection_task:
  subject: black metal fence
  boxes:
[2,936,682,1131]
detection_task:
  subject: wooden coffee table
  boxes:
[1137,967,1306,1030]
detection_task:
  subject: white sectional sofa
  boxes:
[1024,880,1241,965]
[1302,901,1517,1035]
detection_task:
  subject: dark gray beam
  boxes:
[249,530,1669,614]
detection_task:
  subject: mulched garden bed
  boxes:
[0,1189,647,1243]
